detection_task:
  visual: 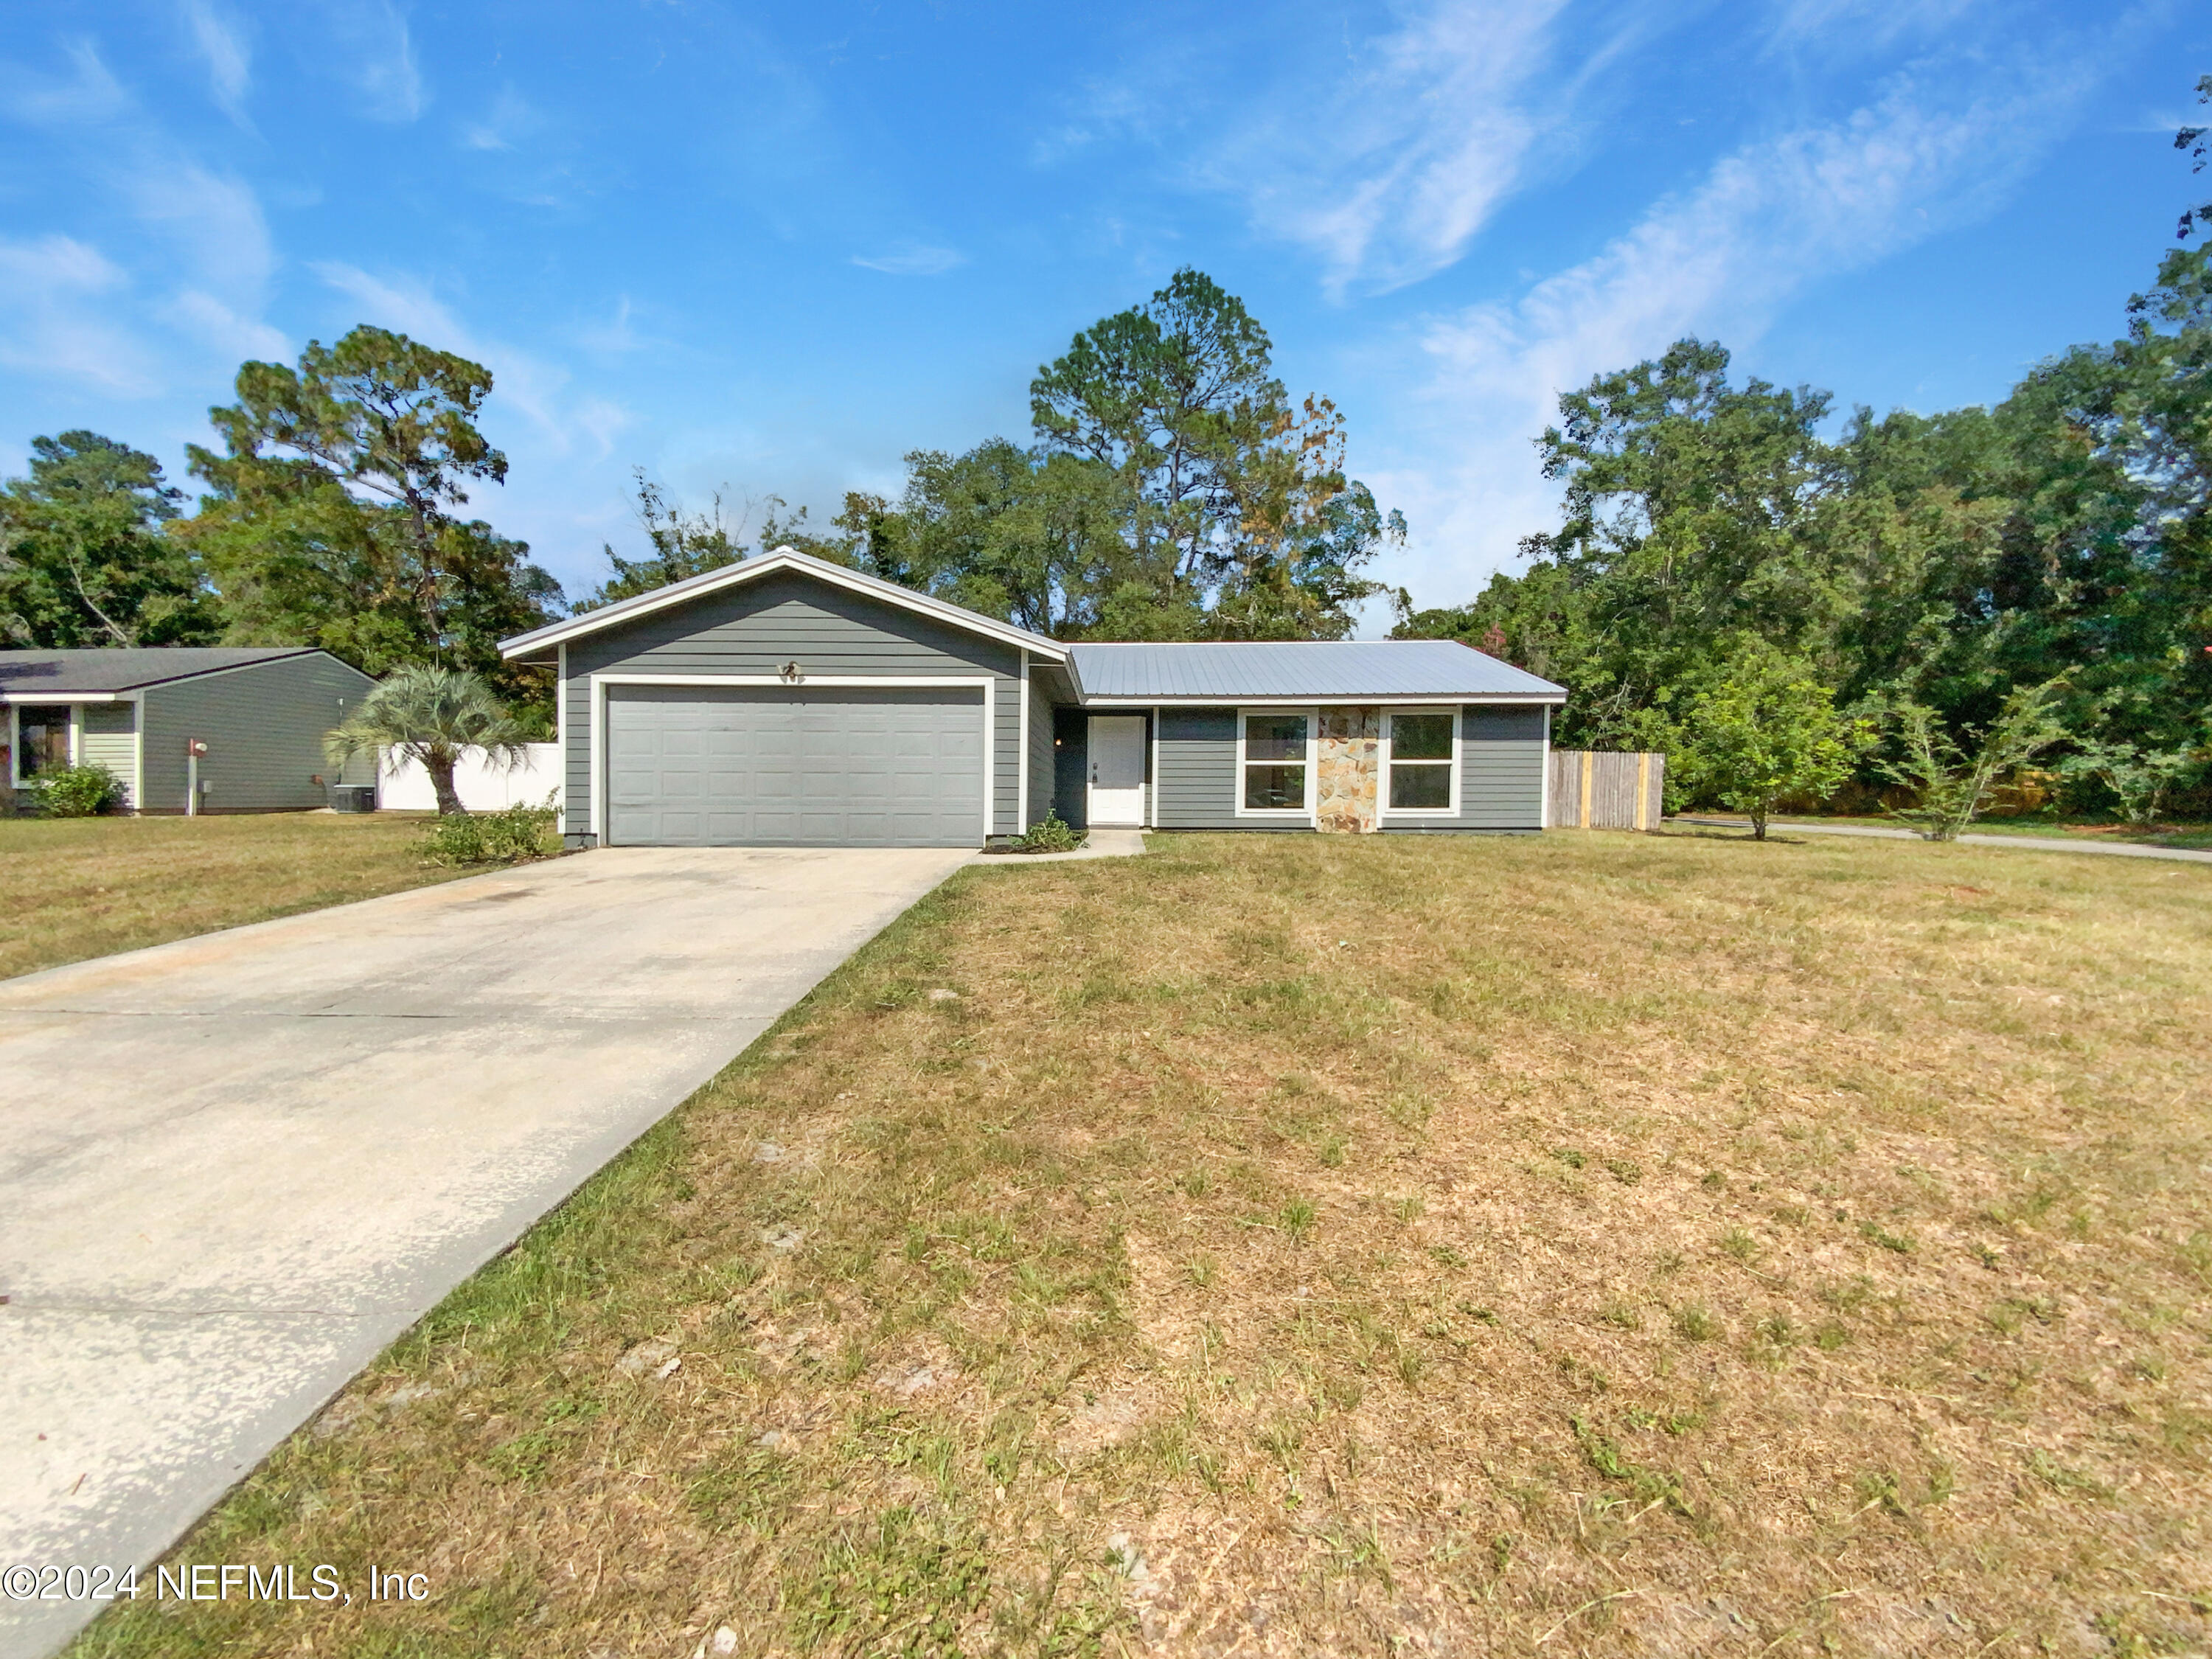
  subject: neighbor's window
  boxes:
[1387,711,1455,810]
[15,706,71,777]
[1242,712,1310,810]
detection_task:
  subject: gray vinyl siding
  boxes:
[561,571,1026,840]
[1382,704,1547,833]
[1150,702,1545,834]
[1024,663,1069,829]
[1051,706,1088,827]
[78,703,137,806]
[139,653,375,813]
[1154,706,1310,833]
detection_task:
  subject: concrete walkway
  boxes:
[968,827,1150,866]
[0,846,970,1659]
[1677,816,2212,865]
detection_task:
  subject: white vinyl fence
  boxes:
[378,744,562,813]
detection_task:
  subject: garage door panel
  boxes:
[605,684,984,847]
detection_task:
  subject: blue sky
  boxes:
[1,1,2204,627]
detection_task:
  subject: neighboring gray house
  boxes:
[0,647,376,814]
[501,547,1567,850]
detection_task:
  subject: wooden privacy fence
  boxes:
[1548,750,1666,832]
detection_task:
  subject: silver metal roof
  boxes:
[1067,639,1565,702]
[0,647,321,696]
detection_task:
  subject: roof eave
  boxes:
[1076,690,1568,706]
[0,647,327,697]
[499,547,1071,664]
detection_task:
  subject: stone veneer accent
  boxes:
[1315,706,1381,832]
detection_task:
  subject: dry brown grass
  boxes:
[76,830,2212,1658]
[0,810,463,980]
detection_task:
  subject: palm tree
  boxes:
[325,664,529,815]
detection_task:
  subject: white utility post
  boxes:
[186,737,207,815]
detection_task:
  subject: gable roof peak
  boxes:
[499,544,1070,663]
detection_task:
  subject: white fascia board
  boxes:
[500,548,1070,665]
[1078,692,1566,708]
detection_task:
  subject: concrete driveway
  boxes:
[0,846,970,1659]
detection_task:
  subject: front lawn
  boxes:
[0,811,466,981]
[75,832,2212,1657]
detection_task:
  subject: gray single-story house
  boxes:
[501,547,1567,850]
[0,647,377,813]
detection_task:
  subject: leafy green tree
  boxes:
[1030,268,1397,638]
[1880,681,2070,841]
[1397,248,2208,798]
[178,327,562,710]
[2174,72,2211,240]
[1674,643,1871,840]
[568,274,1395,643]
[576,470,742,611]
[0,432,218,647]
[1398,340,1841,743]
[324,664,531,816]
[835,440,1130,637]
[2059,737,2201,824]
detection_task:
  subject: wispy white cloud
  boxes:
[313,262,635,462]
[575,296,645,356]
[461,84,538,151]
[161,289,286,362]
[852,242,967,276]
[1210,1,1576,296]
[0,234,159,394]
[0,38,129,125]
[572,397,636,462]
[119,158,276,307]
[1365,37,2121,607]
[1764,0,1984,55]
[0,38,284,389]
[321,0,424,122]
[180,0,251,121]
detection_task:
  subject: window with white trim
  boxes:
[15,704,73,779]
[1385,709,1458,813]
[1239,711,1312,813]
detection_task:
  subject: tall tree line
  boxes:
[0,269,1400,731]
[0,327,563,719]
[1397,240,2212,813]
[588,269,1405,642]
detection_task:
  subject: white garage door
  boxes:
[605,684,985,847]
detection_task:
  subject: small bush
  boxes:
[1001,810,1087,854]
[22,762,125,818]
[420,799,557,866]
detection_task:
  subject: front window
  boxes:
[15,706,72,777]
[1242,712,1309,810]
[1387,711,1455,811]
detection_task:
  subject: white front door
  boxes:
[1088,714,1147,827]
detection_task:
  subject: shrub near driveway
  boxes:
[77,833,2212,1658]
